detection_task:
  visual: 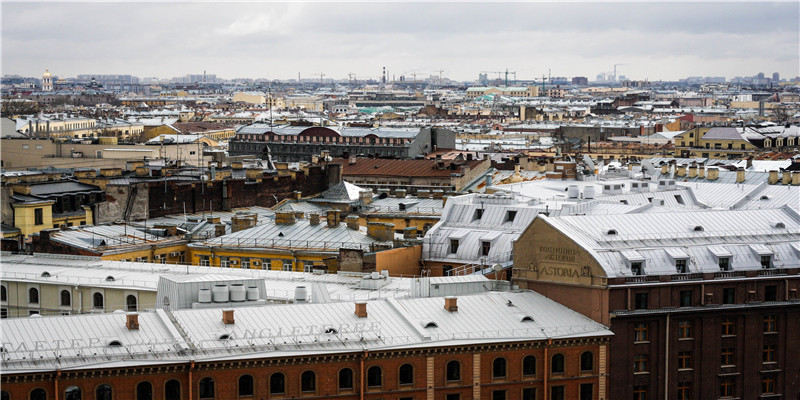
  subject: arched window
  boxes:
[30,389,46,400]
[580,352,594,372]
[198,378,214,399]
[493,357,507,378]
[60,290,71,307]
[95,385,112,400]
[136,382,152,400]
[238,375,253,397]
[446,361,460,382]
[523,355,537,376]
[126,295,137,312]
[338,368,354,390]
[164,380,180,400]
[551,354,565,374]
[399,364,414,385]
[29,288,39,304]
[269,373,285,394]
[300,371,316,393]
[1,286,6,302]
[367,366,382,387]
[64,386,81,400]
[93,292,104,309]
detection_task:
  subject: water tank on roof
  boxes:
[246,286,260,301]
[295,286,308,303]
[567,185,580,199]
[212,284,229,303]
[198,288,212,303]
[584,186,596,199]
[371,271,380,279]
[230,284,246,302]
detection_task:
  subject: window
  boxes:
[399,364,413,385]
[762,344,776,363]
[718,257,730,271]
[721,347,735,366]
[762,374,776,394]
[198,378,214,399]
[522,388,535,400]
[446,361,460,381]
[28,288,39,304]
[136,382,152,400]
[93,292,104,309]
[1,308,6,318]
[722,318,735,336]
[675,259,687,273]
[764,285,777,302]
[367,366,382,387]
[677,351,692,369]
[550,386,565,400]
[238,375,253,397]
[301,371,315,392]
[580,352,593,372]
[481,241,491,257]
[493,357,507,378]
[580,384,592,400]
[551,354,565,375]
[34,208,43,225]
[165,380,180,400]
[677,382,691,400]
[634,323,649,342]
[269,373,285,394]
[30,389,47,400]
[492,390,506,400]
[199,256,210,266]
[505,210,517,222]
[1,286,6,302]
[634,292,648,309]
[126,295,137,312]
[760,255,772,268]
[449,239,459,254]
[677,320,692,339]
[722,288,735,304]
[522,355,536,376]
[679,290,692,307]
[720,377,735,398]
[282,260,292,271]
[763,315,776,332]
[674,195,684,205]
[633,354,648,373]
[633,386,647,400]
[338,368,354,390]
[65,386,81,400]
[473,209,483,221]
[95,385,111,400]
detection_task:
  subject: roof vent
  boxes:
[422,321,438,329]
[692,225,704,232]
[606,229,618,235]
[325,327,338,334]
[107,340,123,347]
[772,221,786,229]
[40,272,51,278]
[761,195,771,200]
[106,276,115,282]
[218,333,231,340]
[520,315,534,322]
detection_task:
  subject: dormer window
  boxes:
[692,225,704,232]
[481,241,491,257]
[675,259,688,274]
[505,210,517,222]
[631,262,643,276]
[473,209,484,221]
[607,229,618,235]
[449,239,459,254]
[760,255,772,269]
[719,257,731,271]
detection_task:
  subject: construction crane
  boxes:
[315,73,325,85]
[504,69,517,86]
[347,73,356,85]
[480,71,504,84]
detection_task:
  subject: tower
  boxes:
[42,69,53,92]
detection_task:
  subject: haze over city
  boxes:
[2,1,798,81]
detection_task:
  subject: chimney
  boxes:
[676,164,687,177]
[793,171,800,186]
[293,191,302,200]
[781,170,792,185]
[403,227,417,239]
[126,313,139,330]
[346,215,360,230]
[768,170,779,185]
[222,309,235,325]
[707,167,719,181]
[395,188,407,198]
[349,155,357,165]
[736,167,745,183]
[214,224,226,237]
[432,190,444,199]
[355,302,367,318]
[688,164,698,178]
[660,164,669,175]
[359,190,373,205]
[275,211,296,225]
[326,210,341,227]
[367,222,395,241]
[309,213,320,225]
[417,189,430,199]
[698,165,705,179]
[444,296,458,312]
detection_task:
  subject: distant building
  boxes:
[572,77,589,86]
[41,69,53,92]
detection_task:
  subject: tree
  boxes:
[1,99,38,117]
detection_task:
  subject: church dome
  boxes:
[43,69,52,78]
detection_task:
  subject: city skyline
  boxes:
[2,2,798,82]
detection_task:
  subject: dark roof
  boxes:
[701,127,746,141]
[28,181,103,196]
[172,122,231,134]
[336,158,485,178]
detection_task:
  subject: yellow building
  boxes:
[465,86,539,99]
[17,116,97,138]
[673,127,759,159]
[5,180,103,237]
[232,91,285,108]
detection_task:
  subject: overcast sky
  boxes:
[2,1,798,82]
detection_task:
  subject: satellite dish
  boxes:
[582,154,596,171]
[641,159,657,177]
[492,263,503,272]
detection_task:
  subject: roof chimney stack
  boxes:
[126,313,139,330]
[355,302,367,318]
[444,296,458,312]
[736,167,746,183]
[222,309,235,325]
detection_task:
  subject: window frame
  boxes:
[677,351,692,370]
[300,370,316,393]
[367,366,382,388]
[522,355,536,377]
[492,357,507,379]
[677,320,693,339]
[634,323,649,342]
[633,354,648,373]
[550,353,565,375]
[579,351,593,373]
[446,360,461,382]
[338,368,354,391]
[721,318,735,336]
[237,375,254,397]
[269,373,285,395]
[198,377,214,399]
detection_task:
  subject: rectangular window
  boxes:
[199,256,210,266]
[481,241,491,257]
[679,290,692,307]
[505,210,517,222]
[722,318,735,336]
[723,288,735,304]
[677,382,692,400]
[492,390,506,400]
[760,255,772,268]
[634,293,648,310]
[675,259,687,273]
[34,208,44,225]
[721,347,735,366]
[763,315,776,332]
[631,262,643,276]
[762,344,776,363]
[450,239,459,254]
[473,208,484,221]
[241,258,250,269]
[633,355,648,373]
[762,375,776,394]
[718,257,730,271]
[220,257,229,268]
[674,195,685,205]
[446,395,460,400]
[764,285,777,302]
[678,351,692,369]
[633,386,647,400]
[678,320,693,339]
[579,384,592,400]
[634,323,649,342]
[550,386,564,400]
[282,260,293,271]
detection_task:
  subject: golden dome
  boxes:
[43,69,52,78]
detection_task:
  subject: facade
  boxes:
[674,127,761,159]
[465,86,540,99]
[1,291,612,400]
[513,208,800,400]
[229,125,457,162]
[42,69,53,92]
[339,157,490,193]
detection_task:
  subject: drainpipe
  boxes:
[663,313,670,400]
[54,370,61,400]
[74,286,82,314]
[543,338,551,400]
[189,361,195,400]
[360,351,368,400]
